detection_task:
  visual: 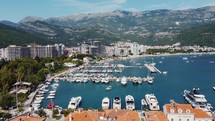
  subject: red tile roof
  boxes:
[10,116,45,121]
[145,111,168,121]
[193,109,212,119]
[164,102,194,114]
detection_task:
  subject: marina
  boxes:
[38,54,215,112]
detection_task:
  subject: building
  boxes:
[29,45,58,58]
[64,109,140,121]
[130,42,140,55]
[10,82,33,94]
[163,101,212,121]
[6,45,22,60]
[10,116,45,121]
[3,44,63,60]
[144,111,168,121]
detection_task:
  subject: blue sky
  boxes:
[1,0,215,22]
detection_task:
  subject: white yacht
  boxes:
[68,96,82,109]
[184,87,212,112]
[106,86,112,91]
[145,94,160,110]
[141,99,147,106]
[116,78,120,83]
[47,95,55,99]
[113,97,121,110]
[146,75,154,84]
[102,97,110,110]
[125,95,135,110]
[121,76,127,85]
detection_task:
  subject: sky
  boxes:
[1,0,215,23]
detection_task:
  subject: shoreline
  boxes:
[104,52,215,63]
[46,52,215,81]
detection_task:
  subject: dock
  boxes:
[144,64,162,74]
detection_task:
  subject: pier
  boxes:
[144,64,162,74]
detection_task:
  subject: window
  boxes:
[187,119,189,121]
[171,119,174,121]
[179,119,181,121]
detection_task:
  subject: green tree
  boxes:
[0,93,15,109]
[38,109,46,117]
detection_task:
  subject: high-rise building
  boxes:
[4,44,63,60]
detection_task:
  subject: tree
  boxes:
[38,109,46,117]
[0,93,15,109]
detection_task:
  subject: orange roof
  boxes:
[145,111,168,121]
[164,102,194,114]
[193,109,212,119]
[104,109,140,121]
[64,109,140,121]
[64,111,104,121]
[10,116,45,121]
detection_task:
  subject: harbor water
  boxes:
[41,54,215,110]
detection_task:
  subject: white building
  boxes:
[130,42,140,55]
[163,101,212,121]
[0,48,7,59]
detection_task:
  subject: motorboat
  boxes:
[121,76,127,85]
[106,86,112,91]
[184,87,212,112]
[113,97,121,110]
[145,94,160,110]
[125,95,135,110]
[102,97,110,110]
[146,75,154,84]
[47,102,55,109]
[68,96,82,109]
[47,95,55,99]
[163,71,168,75]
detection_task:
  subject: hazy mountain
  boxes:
[0,20,19,28]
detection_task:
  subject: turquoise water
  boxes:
[41,54,215,110]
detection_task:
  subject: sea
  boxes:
[41,54,215,110]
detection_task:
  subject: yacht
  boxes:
[213,87,215,90]
[183,87,212,112]
[102,97,110,110]
[125,95,135,110]
[47,95,55,99]
[163,71,168,75]
[106,86,112,91]
[141,99,147,106]
[68,96,82,109]
[121,76,127,85]
[146,75,154,84]
[145,94,160,110]
[113,97,121,110]
[116,78,120,83]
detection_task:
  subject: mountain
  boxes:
[13,6,215,47]
[176,24,215,47]
[0,23,50,48]
[0,20,19,28]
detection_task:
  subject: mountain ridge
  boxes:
[1,6,215,47]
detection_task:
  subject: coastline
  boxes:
[45,52,215,81]
[104,52,215,63]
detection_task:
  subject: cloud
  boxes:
[54,0,127,13]
[113,0,126,4]
[145,4,169,10]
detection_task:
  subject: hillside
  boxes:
[176,24,215,47]
[0,23,50,48]
[17,6,215,46]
